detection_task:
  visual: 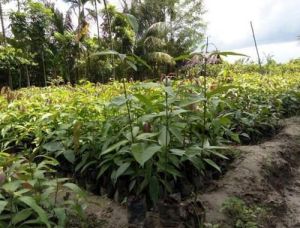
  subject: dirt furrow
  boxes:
[199,117,300,227]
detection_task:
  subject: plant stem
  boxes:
[122,79,134,143]
[202,37,209,148]
[54,176,59,206]
[164,88,169,197]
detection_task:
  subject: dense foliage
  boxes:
[0,153,86,227]
[1,65,300,207]
[0,0,205,88]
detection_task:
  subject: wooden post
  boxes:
[250,21,263,73]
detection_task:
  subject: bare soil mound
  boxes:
[199,116,300,227]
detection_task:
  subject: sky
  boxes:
[3,0,300,62]
[204,0,300,63]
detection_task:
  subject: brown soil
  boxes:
[83,194,127,228]
[199,116,300,227]
[81,117,300,227]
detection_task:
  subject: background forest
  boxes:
[0,0,205,88]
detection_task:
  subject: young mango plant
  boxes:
[95,76,230,205]
[0,152,86,227]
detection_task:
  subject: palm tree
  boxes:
[91,0,101,45]
[63,0,90,39]
[63,0,92,82]
[139,22,175,77]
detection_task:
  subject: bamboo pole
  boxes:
[250,21,263,73]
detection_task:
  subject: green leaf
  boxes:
[158,163,182,177]
[209,150,228,160]
[125,13,139,34]
[158,127,170,147]
[164,86,174,96]
[241,132,250,139]
[131,54,152,70]
[97,162,111,179]
[63,183,85,197]
[149,176,159,203]
[102,140,128,155]
[0,201,8,214]
[92,50,126,61]
[129,180,136,192]
[40,113,53,120]
[126,60,137,71]
[210,51,248,57]
[115,162,131,180]
[134,93,154,108]
[204,159,221,172]
[169,126,184,144]
[170,149,185,156]
[133,82,160,89]
[18,196,49,227]
[170,109,188,116]
[148,52,175,65]
[63,150,75,163]
[2,181,21,193]
[159,179,172,193]
[12,208,33,225]
[43,141,64,152]
[111,96,127,106]
[219,116,231,126]
[136,133,158,141]
[179,97,205,107]
[230,133,241,143]
[131,143,161,166]
[54,208,67,227]
[126,126,140,141]
[80,161,97,174]
[188,156,205,171]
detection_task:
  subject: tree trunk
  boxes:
[18,68,22,88]
[0,2,7,44]
[0,2,13,89]
[25,65,30,87]
[94,0,101,46]
[78,0,81,35]
[41,49,47,86]
[103,0,115,79]
[17,0,20,12]
[8,67,13,89]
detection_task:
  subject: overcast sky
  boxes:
[3,0,300,62]
[205,0,300,62]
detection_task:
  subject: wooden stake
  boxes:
[250,21,263,73]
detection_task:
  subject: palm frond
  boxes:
[65,9,74,32]
[145,22,168,38]
[144,36,165,49]
[148,52,175,65]
[124,13,139,35]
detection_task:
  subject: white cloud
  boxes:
[204,0,300,62]
[225,41,300,63]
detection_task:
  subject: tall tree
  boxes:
[130,0,205,55]
[10,11,31,86]
[0,0,13,88]
[102,1,116,78]
[91,0,101,45]
[63,0,91,40]
[27,1,53,86]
